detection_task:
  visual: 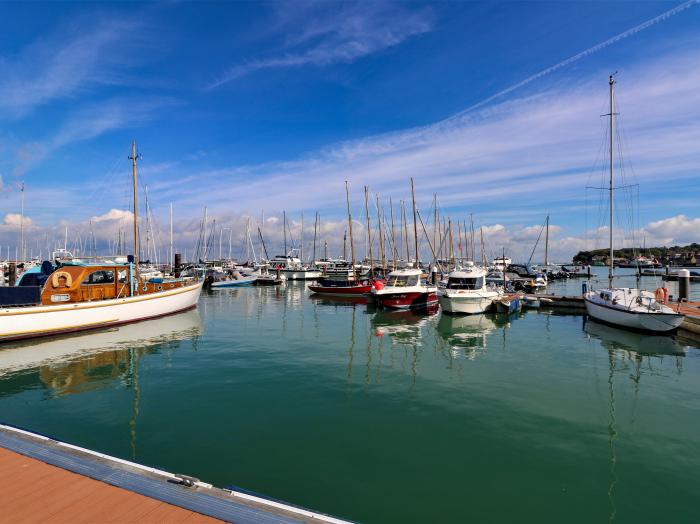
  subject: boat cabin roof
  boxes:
[387,268,422,277]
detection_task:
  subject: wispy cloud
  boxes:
[0,15,147,118]
[11,96,178,177]
[168,45,700,218]
[208,1,433,89]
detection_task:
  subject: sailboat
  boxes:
[0,142,203,342]
[371,179,437,309]
[308,182,373,297]
[583,76,683,333]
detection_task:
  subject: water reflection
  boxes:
[0,310,203,392]
[436,314,497,359]
[371,306,439,346]
[584,318,687,357]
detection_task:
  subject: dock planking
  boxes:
[0,447,220,523]
[0,424,353,524]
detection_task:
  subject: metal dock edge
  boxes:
[0,423,353,524]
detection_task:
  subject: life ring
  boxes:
[51,271,73,288]
[654,287,667,304]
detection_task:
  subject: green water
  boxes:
[1,277,699,523]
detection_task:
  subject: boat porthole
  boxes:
[170,283,175,288]
[157,285,163,291]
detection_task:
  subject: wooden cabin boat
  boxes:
[0,142,203,343]
[0,260,201,342]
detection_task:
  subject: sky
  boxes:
[0,0,699,263]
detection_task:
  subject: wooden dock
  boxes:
[0,423,352,524]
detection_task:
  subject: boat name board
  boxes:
[50,294,70,303]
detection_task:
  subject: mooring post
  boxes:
[678,269,690,302]
[8,263,16,286]
[174,253,182,278]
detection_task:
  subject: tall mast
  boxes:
[345,181,356,278]
[19,183,25,261]
[480,226,486,267]
[410,178,419,268]
[283,210,287,256]
[401,200,409,263]
[129,141,140,272]
[470,213,475,262]
[608,74,616,280]
[544,214,549,266]
[169,203,173,269]
[300,212,304,262]
[364,186,374,278]
[313,212,318,264]
[376,195,386,273]
[389,197,397,269]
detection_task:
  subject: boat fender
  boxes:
[655,287,667,304]
[374,280,384,290]
[51,271,73,288]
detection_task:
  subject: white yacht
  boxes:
[583,75,683,333]
[271,252,321,281]
[438,262,502,314]
[585,288,683,332]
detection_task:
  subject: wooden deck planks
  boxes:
[0,448,223,524]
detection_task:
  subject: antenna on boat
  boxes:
[129,141,142,279]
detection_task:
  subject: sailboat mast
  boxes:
[19,183,25,262]
[345,181,356,277]
[283,211,287,256]
[129,141,140,273]
[609,74,615,280]
[410,178,419,268]
[313,212,318,264]
[364,186,373,278]
[544,214,549,266]
[169,203,173,270]
[389,197,397,269]
[376,195,386,273]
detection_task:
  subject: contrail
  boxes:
[455,0,700,117]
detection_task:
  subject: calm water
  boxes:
[1,271,699,523]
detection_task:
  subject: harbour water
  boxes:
[1,268,699,523]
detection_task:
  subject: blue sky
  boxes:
[1,0,699,261]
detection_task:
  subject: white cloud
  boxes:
[91,209,134,223]
[208,2,433,88]
[644,215,700,245]
[2,213,33,227]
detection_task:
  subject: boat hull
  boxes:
[308,284,373,297]
[495,297,521,314]
[438,293,497,314]
[0,281,203,342]
[584,298,684,333]
[211,277,257,287]
[374,290,438,310]
[281,270,322,281]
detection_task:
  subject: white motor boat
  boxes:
[438,263,501,314]
[584,288,683,333]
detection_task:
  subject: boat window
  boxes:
[117,270,127,283]
[388,275,419,287]
[447,277,483,290]
[82,270,115,285]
